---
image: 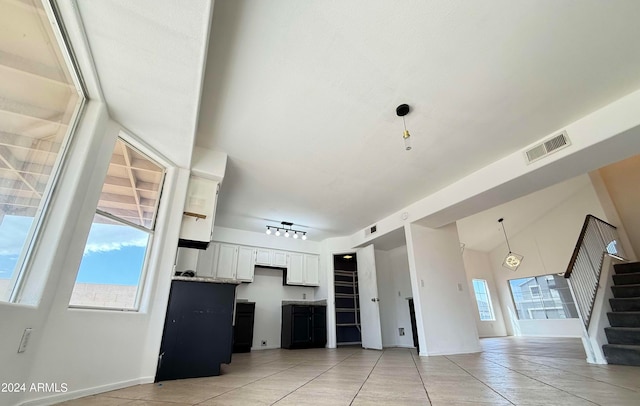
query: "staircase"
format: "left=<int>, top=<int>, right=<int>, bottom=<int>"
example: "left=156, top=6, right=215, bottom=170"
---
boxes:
left=603, top=262, right=640, bottom=366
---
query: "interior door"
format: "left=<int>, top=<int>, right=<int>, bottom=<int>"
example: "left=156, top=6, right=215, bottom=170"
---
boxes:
left=356, top=244, right=383, bottom=350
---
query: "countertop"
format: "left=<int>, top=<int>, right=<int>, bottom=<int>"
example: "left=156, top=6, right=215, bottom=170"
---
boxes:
left=282, top=299, right=327, bottom=306
left=172, top=276, right=241, bottom=285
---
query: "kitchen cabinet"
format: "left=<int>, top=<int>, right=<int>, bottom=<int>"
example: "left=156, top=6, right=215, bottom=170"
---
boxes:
left=156, top=280, right=236, bottom=381
left=236, top=246, right=256, bottom=282
left=285, top=253, right=320, bottom=287
left=178, top=177, right=219, bottom=250
left=195, top=243, right=255, bottom=282
left=287, top=253, right=304, bottom=285
left=255, top=248, right=288, bottom=267
left=215, top=243, right=238, bottom=279
left=281, top=304, right=326, bottom=349
left=233, top=302, right=256, bottom=353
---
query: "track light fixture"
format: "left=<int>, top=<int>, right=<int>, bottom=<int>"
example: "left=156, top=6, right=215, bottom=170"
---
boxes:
left=396, top=103, right=412, bottom=151
left=266, top=221, right=307, bottom=240
left=498, top=218, right=523, bottom=271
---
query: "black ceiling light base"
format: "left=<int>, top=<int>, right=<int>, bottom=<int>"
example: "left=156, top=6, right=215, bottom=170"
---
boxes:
left=396, top=104, right=410, bottom=117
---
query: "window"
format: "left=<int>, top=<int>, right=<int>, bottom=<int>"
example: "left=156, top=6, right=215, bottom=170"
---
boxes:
left=69, top=139, right=164, bottom=310
left=508, top=274, right=579, bottom=320
left=0, top=0, right=85, bottom=302
left=472, top=279, right=495, bottom=321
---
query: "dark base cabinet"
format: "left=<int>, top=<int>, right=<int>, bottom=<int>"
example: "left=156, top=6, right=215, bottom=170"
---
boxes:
left=233, top=302, right=256, bottom=353
left=155, top=280, right=236, bottom=382
left=281, top=304, right=326, bottom=349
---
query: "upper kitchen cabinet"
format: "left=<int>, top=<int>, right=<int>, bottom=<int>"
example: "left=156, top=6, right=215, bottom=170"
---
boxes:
left=255, top=248, right=288, bottom=267
left=178, top=148, right=227, bottom=250
left=286, top=253, right=320, bottom=287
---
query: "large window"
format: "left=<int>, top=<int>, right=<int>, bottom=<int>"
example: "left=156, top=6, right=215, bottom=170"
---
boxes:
left=508, top=274, right=579, bottom=320
left=472, top=279, right=495, bottom=321
left=0, top=0, right=85, bottom=302
left=69, top=139, right=164, bottom=310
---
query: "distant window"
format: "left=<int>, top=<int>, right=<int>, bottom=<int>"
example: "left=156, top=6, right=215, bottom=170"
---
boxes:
left=529, top=285, right=541, bottom=298
left=472, top=279, right=495, bottom=321
left=69, top=139, right=164, bottom=310
left=0, top=0, right=84, bottom=303
left=508, top=274, right=579, bottom=320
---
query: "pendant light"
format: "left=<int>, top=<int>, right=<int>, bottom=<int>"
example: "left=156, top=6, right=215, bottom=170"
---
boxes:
left=498, top=218, right=523, bottom=271
left=396, top=103, right=412, bottom=151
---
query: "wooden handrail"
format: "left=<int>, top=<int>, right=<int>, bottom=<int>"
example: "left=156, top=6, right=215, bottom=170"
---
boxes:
left=564, top=214, right=617, bottom=278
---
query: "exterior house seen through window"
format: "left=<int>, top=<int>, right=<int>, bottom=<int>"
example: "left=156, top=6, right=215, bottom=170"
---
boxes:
left=508, top=274, right=579, bottom=320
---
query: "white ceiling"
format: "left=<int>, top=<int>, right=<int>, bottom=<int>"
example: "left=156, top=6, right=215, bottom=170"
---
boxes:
left=197, top=0, right=640, bottom=240
left=76, top=0, right=213, bottom=168
left=456, top=174, right=593, bottom=252
left=74, top=1, right=640, bottom=241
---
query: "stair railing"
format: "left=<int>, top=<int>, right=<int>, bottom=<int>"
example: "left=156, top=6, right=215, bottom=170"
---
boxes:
left=564, top=215, right=627, bottom=328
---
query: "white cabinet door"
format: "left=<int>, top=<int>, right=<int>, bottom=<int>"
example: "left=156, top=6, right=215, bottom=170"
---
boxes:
left=216, top=244, right=238, bottom=279
left=196, top=243, right=218, bottom=278
left=287, top=253, right=304, bottom=285
left=356, top=244, right=383, bottom=350
left=236, top=246, right=255, bottom=282
left=255, top=248, right=271, bottom=266
left=272, top=250, right=288, bottom=267
left=303, top=254, right=319, bottom=286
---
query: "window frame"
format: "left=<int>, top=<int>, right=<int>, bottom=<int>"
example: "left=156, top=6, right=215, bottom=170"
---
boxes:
left=529, top=285, right=542, bottom=299
left=68, top=136, right=166, bottom=311
left=471, top=278, right=496, bottom=321
left=3, top=0, right=87, bottom=304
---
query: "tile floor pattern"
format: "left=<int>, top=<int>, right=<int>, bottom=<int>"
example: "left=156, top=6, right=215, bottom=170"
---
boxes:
left=58, top=337, right=640, bottom=406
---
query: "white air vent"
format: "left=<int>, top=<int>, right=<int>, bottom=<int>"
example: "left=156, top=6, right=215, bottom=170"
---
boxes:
left=364, top=224, right=378, bottom=237
left=525, top=131, right=570, bottom=164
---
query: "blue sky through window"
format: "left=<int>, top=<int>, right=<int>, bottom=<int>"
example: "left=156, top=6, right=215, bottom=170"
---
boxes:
left=0, top=215, right=148, bottom=286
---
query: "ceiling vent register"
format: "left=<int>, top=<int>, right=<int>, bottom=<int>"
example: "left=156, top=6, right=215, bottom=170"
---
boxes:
left=524, top=131, right=570, bottom=164
left=364, top=224, right=377, bottom=237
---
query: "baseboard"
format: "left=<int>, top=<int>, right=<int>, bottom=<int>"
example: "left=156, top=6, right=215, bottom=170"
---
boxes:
left=18, top=376, right=154, bottom=406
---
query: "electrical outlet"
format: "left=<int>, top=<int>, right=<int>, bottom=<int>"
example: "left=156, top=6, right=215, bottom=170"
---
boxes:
left=18, top=328, right=32, bottom=353
left=261, top=340, right=267, bottom=346
left=421, top=279, right=424, bottom=287
left=398, top=291, right=401, bottom=297
left=399, top=328, right=405, bottom=336
left=457, top=283, right=463, bottom=292
left=302, top=293, right=307, bottom=300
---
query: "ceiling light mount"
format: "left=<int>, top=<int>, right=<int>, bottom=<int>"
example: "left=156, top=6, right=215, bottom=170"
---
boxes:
left=396, top=103, right=412, bottom=151
left=498, top=218, right=523, bottom=271
left=266, top=221, right=307, bottom=240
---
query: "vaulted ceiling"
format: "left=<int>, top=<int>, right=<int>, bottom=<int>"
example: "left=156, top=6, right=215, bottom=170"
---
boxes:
left=74, top=0, right=640, bottom=241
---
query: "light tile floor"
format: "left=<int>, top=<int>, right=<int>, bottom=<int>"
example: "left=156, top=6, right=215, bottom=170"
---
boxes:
left=59, top=337, right=640, bottom=405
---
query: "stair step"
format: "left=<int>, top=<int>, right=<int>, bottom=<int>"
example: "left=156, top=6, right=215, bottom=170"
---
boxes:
left=605, top=327, right=640, bottom=345
left=610, top=297, right=640, bottom=312
left=607, top=311, right=640, bottom=327
left=611, top=284, right=640, bottom=298
left=613, top=273, right=640, bottom=286
left=614, top=262, right=640, bottom=275
left=602, top=344, right=640, bottom=366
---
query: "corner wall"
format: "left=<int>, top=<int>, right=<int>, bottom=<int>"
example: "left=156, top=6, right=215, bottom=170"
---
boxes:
left=406, top=223, right=480, bottom=356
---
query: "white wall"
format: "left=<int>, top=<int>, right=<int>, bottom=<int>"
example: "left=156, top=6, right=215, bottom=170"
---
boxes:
left=212, top=226, right=321, bottom=254
left=375, top=247, right=414, bottom=348
left=406, top=223, right=480, bottom=356
left=598, top=154, right=640, bottom=258
left=236, top=267, right=315, bottom=350
left=489, top=181, right=607, bottom=338
left=461, top=249, right=508, bottom=338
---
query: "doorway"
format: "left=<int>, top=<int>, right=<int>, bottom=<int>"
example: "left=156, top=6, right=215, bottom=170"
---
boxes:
left=334, top=253, right=361, bottom=346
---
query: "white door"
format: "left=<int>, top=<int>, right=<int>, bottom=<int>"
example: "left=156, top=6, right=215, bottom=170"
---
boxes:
left=356, top=244, right=383, bottom=350
left=196, top=242, right=217, bottom=278
left=255, top=248, right=271, bottom=266
left=303, top=254, right=319, bottom=286
left=272, top=250, right=288, bottom=267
